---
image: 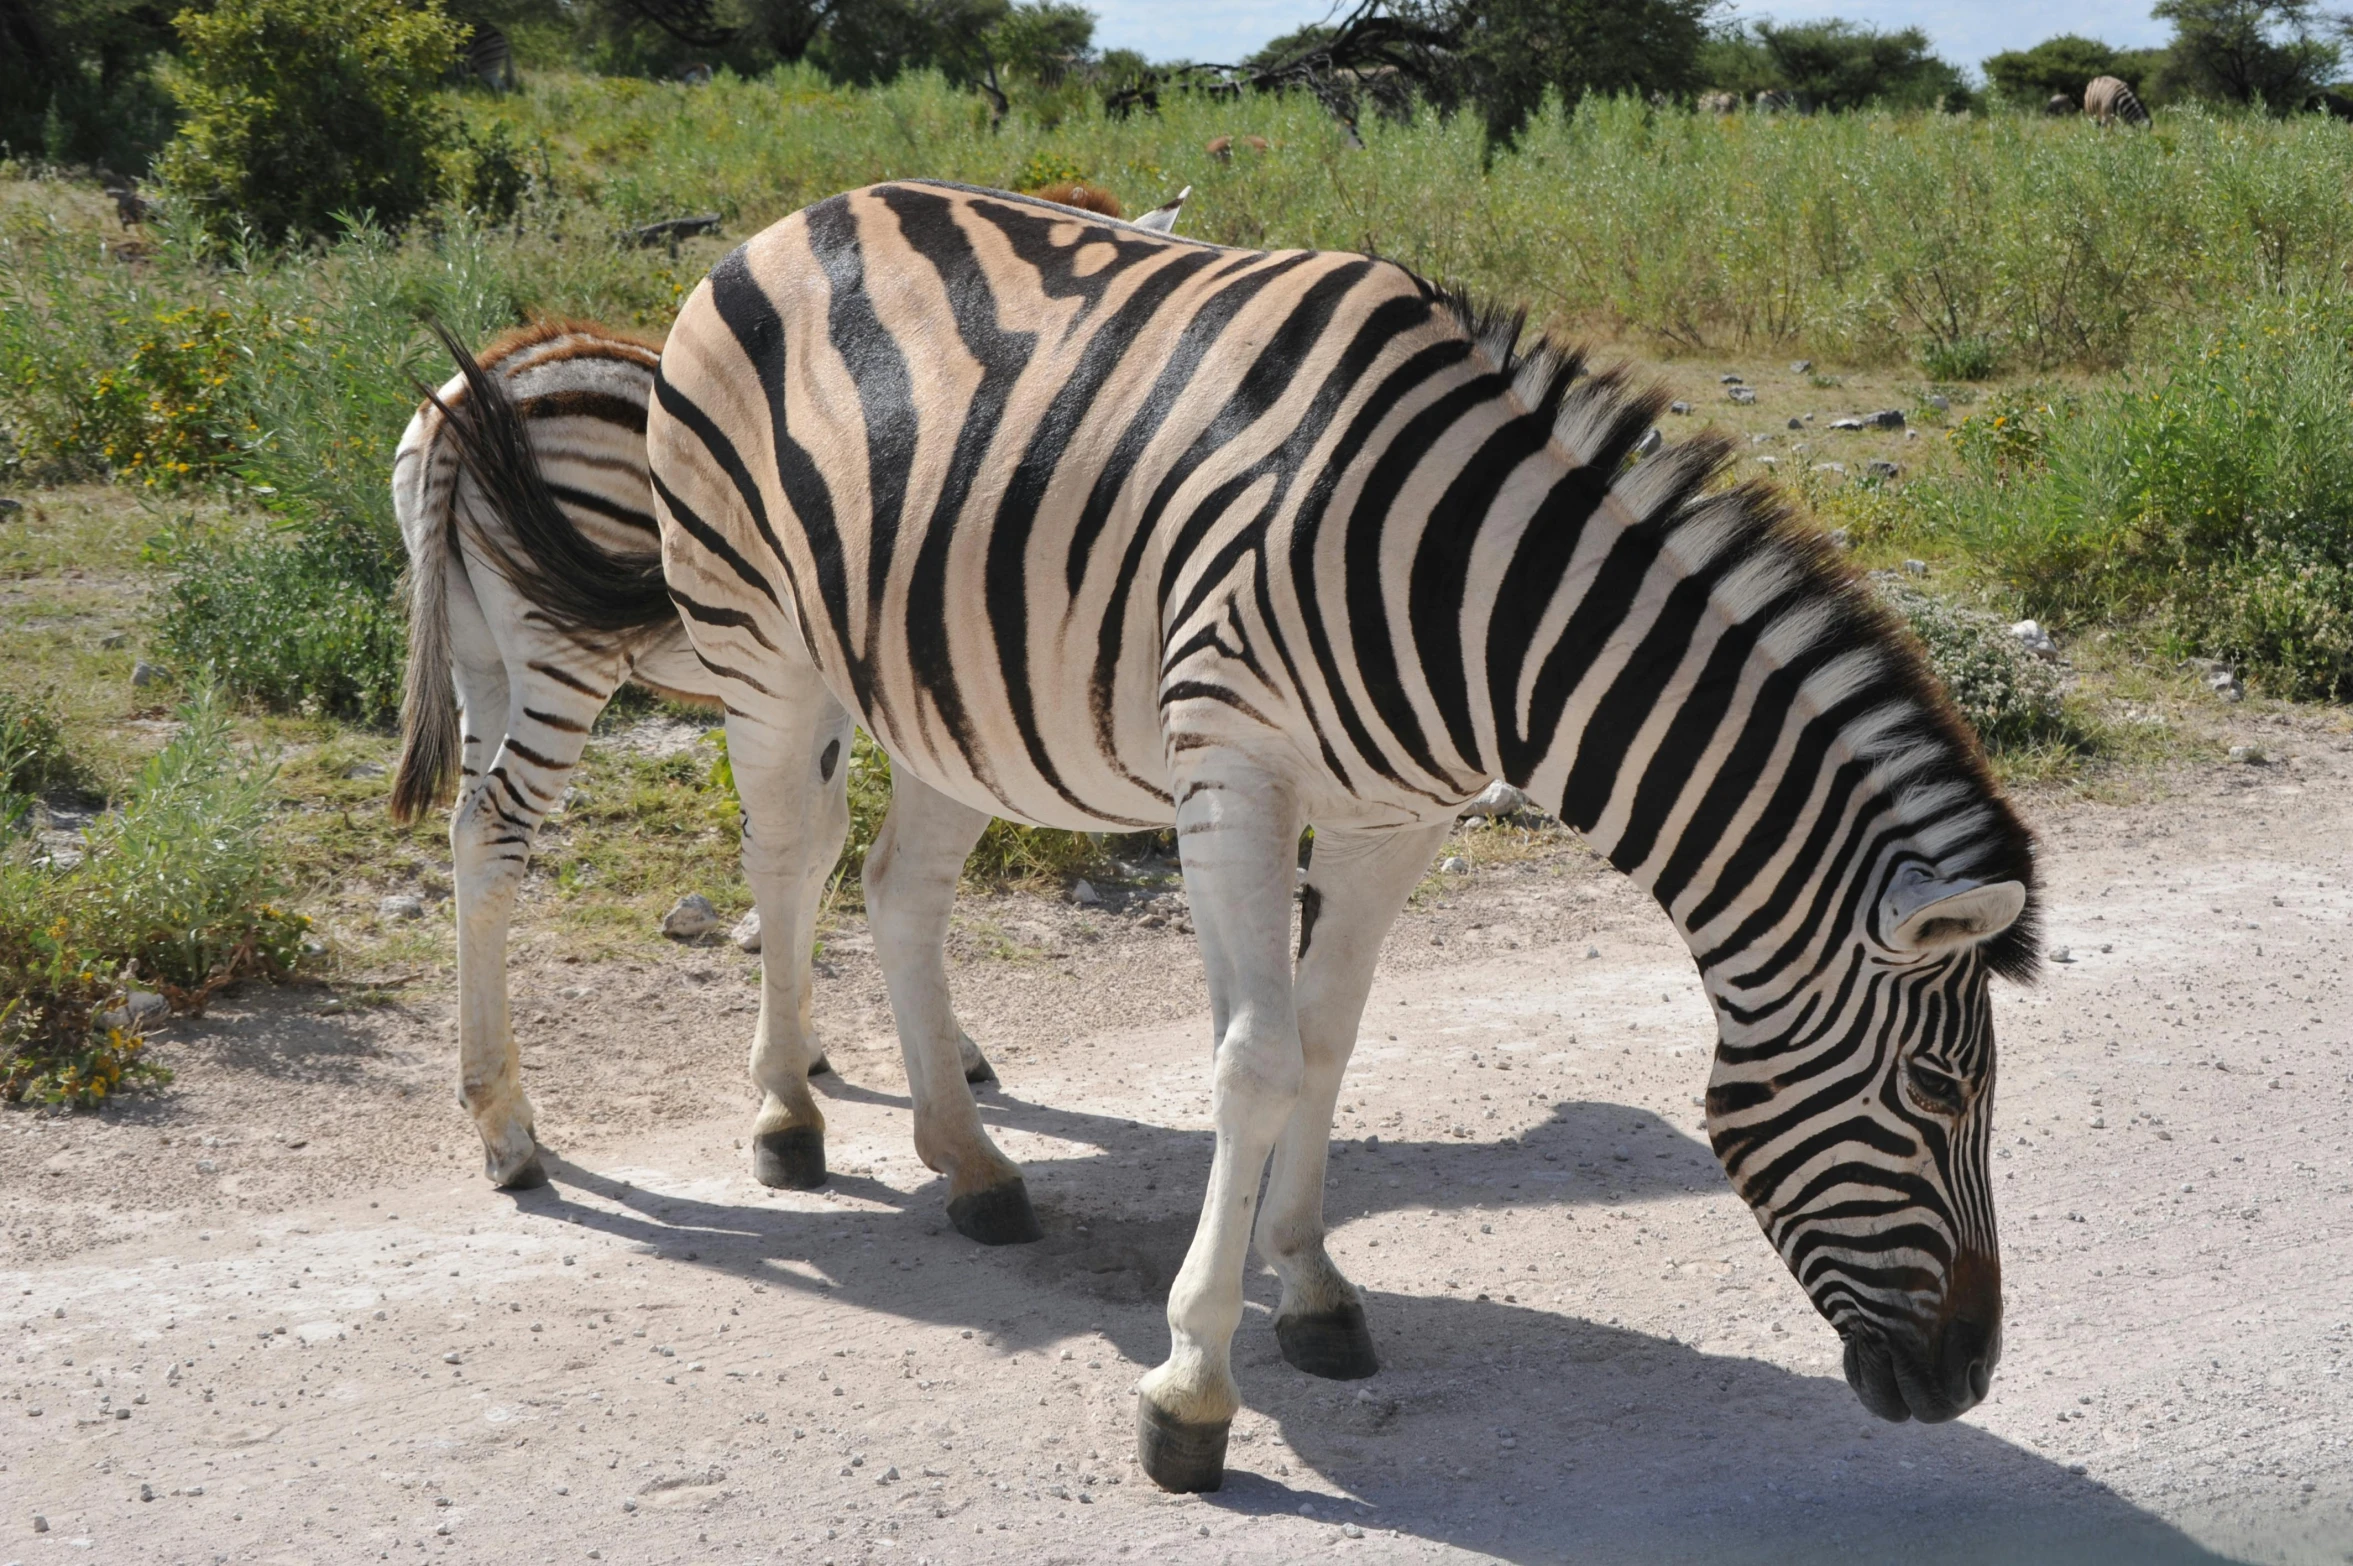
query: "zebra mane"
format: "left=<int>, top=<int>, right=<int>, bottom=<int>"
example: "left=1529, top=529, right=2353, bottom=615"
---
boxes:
left=1426, top=281, right=2042, bottom=984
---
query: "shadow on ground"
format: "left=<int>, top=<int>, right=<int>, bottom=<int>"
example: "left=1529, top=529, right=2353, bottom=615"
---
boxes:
left=501, top=1087, right=2244, bottom=1566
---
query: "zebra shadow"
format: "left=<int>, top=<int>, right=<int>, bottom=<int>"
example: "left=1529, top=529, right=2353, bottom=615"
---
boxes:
left=515, top=1098, right=2249, bottom=1566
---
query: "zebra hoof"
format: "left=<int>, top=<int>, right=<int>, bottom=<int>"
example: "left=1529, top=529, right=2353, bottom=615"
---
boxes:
left=1275, top=1301, right=1378, bottom=1380
left=1135, top=1395, right=1227, bottom=1493
left=807, top=1053, right=834, bottom=1078
left=752, top=1127, right=827, bottom=1190
left=962, top=1051, right=997, bottom=1086
left=495, top=1148, right=550, bottom=1191
left=945, top=1179, right=1041, bottom=1245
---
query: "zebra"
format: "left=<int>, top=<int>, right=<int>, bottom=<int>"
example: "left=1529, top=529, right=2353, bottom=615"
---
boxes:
left=476, top=180, right=2039, bottom=1491
left=390, top=319, right=1001, bottom=1190
left=457, top=22, right=515, bottom=92
left=2083, top=75, right=2151, bottom=128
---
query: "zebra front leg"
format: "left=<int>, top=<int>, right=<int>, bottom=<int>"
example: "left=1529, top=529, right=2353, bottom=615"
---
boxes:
left=1258, top=821, right=1449, bottom=1379
left=1135, top=760, right=1305, bottom=1493
left=448, top=640, right=611, bottom=1189
left=728, top=694, right=854, bottom=1190
left=863, top=771, right=1037, bottom=1243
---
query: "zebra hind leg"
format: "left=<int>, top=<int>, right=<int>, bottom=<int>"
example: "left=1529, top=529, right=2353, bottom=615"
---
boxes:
left=726, top=694, right=853, bottom=1191
left=862, top=771, right=1036, bottom=1244
left=1257, top=822, right=1450, bottom=1380
left=447, top=614, right=615, bottom=1189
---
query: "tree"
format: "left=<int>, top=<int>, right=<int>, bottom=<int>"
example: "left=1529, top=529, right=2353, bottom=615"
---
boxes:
left=1752, top=19, right=1971, bottom=112
left=154, top=0, right=467, bottom=243
left=1402, top=0, right=1717, bottom=141
left=1981, top=34, right=2129, bottom=105
left=2153, top=0, right=2341, bottom=108
left=0, top=0, right=181, bottom=170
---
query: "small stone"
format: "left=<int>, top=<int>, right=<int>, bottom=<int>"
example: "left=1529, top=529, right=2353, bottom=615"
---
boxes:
left=33, top=1515, right=48, bottom=1532
left=379, top=894, right=425, bottom=921
left=1902, top=559, right=1928, bottom=577
left=1070, top=879, right=1102, bottom=908
left=1669, top=400, right=1692, bottom=416
left=1342, top=1522, right=1365, bottom=1538
left=881, top=1466, right=899, bottom=1482
left=730, top=909, right=762, bottom=953
left=99, top=630, right=128, bottom=649
left=2207, top=668, right=2244, bottom=703
left=1866, top=408, right=1905, bottom=429
left=1927, top=394, right=1951, bottom=411
left=1586, top=946, right=1600, bottom=959
left=1631, top=427, right=1662, bottom=459
left=131, top=659, right=166, bottom=687
left=1811, top=462, right=1846, bottom=477
left=1786, top=417, right=1803, bottom=430
left=1864, top=459, right=1900, bottom=480
left=622, top=1499, right=637, bottom=1512
left=1726, top=387, right=1756, bottom=405
left=2228, top=744, right=2266, bottom=764
left=99, top=990, right=170, bottom=1033
left=342, top=760, right=387, bottom=779
left=2049, top=946, right=2074, bottom=963
left=661, top=893, right=723, bottom=939
left=1440, top=856, right=1470, bottom=875
left=2010, top=620, right=2059, bottom=660
left=1789, top=360, right=1813, bottom=375
left=1719, top=373, right=1744, bottom=385
left=443, top=1351, right=462, bottom=1365
left=1460, top=780, right=1527, bottom=819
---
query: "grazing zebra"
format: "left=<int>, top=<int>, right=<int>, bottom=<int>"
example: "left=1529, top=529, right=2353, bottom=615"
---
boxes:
left=391, top=319, right=999, bottom=1189
left=458, top=22, right=515, bottom=91
left=2083, top=75, right=2151, bottom=127
left=483, top=180, right=2038, bottom=1490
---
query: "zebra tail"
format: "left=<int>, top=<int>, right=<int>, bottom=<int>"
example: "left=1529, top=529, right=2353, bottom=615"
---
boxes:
left=419, top=318, right=675, bottom=637
left=391, top=454, right=461, bottom=825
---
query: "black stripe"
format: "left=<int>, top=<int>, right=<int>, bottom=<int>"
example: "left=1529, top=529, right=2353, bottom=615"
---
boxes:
left=548, top=482, right=658, bottom=535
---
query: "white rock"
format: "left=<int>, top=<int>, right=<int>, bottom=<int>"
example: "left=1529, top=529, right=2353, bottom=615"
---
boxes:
left=130, top=659, right=166, bottom=688
left=1726, top=386, right=1756, bottom=405
left=730, top=909, right=762, bottom=952
left=1070, top=879, right=1102, bottom=908
left=379, top=894, right=425, bottom=921
left=1459, top=781, right=1528, bottom=819
left=1439, top=856, right=1471, bottom=875
left=1630, top=427, right=1663, bottom=460
left=2228, top=744, right=2267, bottom=765
left=100, top=990, right=169, bottom=1033
left=1902, top=559, right=1928, bottom=577
left=662, top=893, right=724, bottom=939
left=2010, top=620, right=2059, bottom=661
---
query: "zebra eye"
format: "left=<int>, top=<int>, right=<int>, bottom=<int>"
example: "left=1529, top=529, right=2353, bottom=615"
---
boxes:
left=1904, top=1059, right=1965, bottom=1114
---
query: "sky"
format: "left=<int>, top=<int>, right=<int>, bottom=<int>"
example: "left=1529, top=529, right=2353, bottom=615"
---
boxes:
left=1086, top=1, right=2176, bottom=79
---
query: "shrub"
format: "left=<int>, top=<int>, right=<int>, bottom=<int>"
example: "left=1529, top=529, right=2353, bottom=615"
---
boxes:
left=1, top=689, right=308, bottom=1108
left=1872, top=578, right=2068, bottom=751
left=0, top=688, right=72, bottom=835
left=1911, top=291, right=2353, bottom=696
left=155, top=0, right=469, bottom=244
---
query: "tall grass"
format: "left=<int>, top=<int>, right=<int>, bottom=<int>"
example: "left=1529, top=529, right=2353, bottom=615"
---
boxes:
left=1904, top=290, right=2353, bottom=697
left=2, top=689, right=309, bottom=1107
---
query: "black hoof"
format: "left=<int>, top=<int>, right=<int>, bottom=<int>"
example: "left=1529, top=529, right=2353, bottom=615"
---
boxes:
left=752, top=1127, right=827, bottom=1190
left=497, top=1149, right=550, bottom=1191
left=962, top=1052, right=997, bottom=1086
left=1136, top=1396, right=1227, bottom=1493
left=1275, top=1300, right=1379, bottom=1380
left=946, top=1180, right=1042, bottom=1245
left=807, top=1054, right=834, bottom=1078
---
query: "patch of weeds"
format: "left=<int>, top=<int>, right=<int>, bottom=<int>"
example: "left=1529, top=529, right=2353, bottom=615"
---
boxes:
left=1872, top=576, right=2071, bottom=754
left=2, top=688, right=308, bottom=1108
left=0, top=686, right=74, bottom=833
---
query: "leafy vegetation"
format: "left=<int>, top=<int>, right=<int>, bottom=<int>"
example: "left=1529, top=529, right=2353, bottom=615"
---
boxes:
left=1, top=689, right=308, bottom=1108
left=1896, top=290, right=2353, bottom=698
left=1700, top=20, right=1972, bottom=112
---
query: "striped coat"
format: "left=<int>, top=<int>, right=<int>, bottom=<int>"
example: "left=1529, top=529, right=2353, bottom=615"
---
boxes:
left=631, top=181, right=2039, bottom=1489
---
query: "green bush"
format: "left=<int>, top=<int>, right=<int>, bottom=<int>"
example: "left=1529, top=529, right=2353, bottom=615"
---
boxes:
left=1872, top=578, right=2068, bottom=751
left=155, top=0, right=469, bottom=245
left=0, top=688, right=72, bottom=835
left=1910, top=291, right=2353, bottom=696
left=1, top=689, right=308, bottom=1109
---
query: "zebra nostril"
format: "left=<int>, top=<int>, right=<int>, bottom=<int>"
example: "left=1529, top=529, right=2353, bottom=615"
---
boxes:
left=1966, top=1356, right=1991, bottom=1403
left=1940, top=1314, right=1996, bottom=1409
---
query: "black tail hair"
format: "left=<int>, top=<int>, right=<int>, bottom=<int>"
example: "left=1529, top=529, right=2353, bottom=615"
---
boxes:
left=419, top=317, right=675, bottom=636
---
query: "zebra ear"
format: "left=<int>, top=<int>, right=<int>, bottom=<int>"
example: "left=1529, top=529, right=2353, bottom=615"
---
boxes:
left=1885, top=876, right=2027, bottom=954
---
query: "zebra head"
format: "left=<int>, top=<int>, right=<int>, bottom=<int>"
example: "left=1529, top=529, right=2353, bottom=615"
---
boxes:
left=1702, top=852, right=2033, bottom=1424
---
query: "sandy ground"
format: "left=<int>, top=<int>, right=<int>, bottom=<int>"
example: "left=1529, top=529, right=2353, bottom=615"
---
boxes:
left=6, top=714, right=2353, bottom=1566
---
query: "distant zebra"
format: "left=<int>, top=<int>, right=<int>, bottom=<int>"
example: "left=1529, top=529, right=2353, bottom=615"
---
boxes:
left=592, top=181, right=2040, bottom=1490
left=1753, top=88, right=1795, bottom=112
left=390, top=320, right=997, bottom=1189
left=2083, top=75, right=2150, bottom=127
left=458, top=22, right=515, bottom=91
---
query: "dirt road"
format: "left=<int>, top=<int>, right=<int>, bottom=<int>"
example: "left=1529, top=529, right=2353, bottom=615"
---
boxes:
left=6, top=715, right=2353, bottom=1565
